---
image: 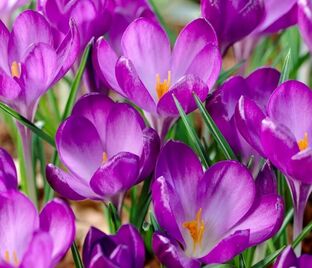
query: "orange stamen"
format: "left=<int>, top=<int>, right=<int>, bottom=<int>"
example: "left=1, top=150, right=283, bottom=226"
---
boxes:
left=155, top=71, right=171, bottom=99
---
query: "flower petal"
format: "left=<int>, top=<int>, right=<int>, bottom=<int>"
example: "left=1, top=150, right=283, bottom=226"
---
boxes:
left=90, top=152, right=140, bottom=198
left=235, top=96, right=266, bottom=155
left=273, top=245, right=298, bottom=268
left=72, top=93, right=114, bottom=147
left=171, top=18, right=219, bottom=83
left=40, top=198, right=75, bottom=265
left=152, top=232, right=201, bottom=268
left=0, top=191, right=39, bottom=262
left=289, top=148, right=312, bottom=183
left=115, top=56, right=156, bottom=113
left=255, top=162, right=277, bottom=195
left=56, top=115, right=103, bottom=180
left=157, top=74, right=208, bottom=116
left=267, top=80, right=312, bottom=141
left=121, top=18, right=171, bottom=99
left=0, top=72, right=21, bottom=104
left=8, top=10, right=54, bottom=62
left=0, top=20, right=9, bottom=74
left=46, top=164, right=85, bottom=200
left=105, top=103, right=144, bottom=157
left=298, top=0, right=312, bottom=52
left=0, top=148, right=17, bottom=192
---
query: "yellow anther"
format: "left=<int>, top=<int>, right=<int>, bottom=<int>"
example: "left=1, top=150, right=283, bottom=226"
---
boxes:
left=155, top=71, right=171, bottom=99
left=183, top=208, right=205, bottom=252
left=4, top=250, right=10, bottom=263
left=3, top=250, right=19, bottom=266
left=298, top=132, right=309, bottom=151
left=102, top=152, right=108, bottom=163
left=11, top=61, right=21, bottom=78
left=13, top=251, right=19, bottom=266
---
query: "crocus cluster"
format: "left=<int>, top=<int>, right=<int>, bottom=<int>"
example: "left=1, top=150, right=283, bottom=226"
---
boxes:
left=1, top=0, right=312, bottom=267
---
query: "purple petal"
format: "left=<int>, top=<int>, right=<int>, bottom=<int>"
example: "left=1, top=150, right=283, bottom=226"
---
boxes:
left=299, top=254, right=312, bottom=267
left=45, top=164, right=85, bottom=200
left=72, top=93, right=114, bottom=147
left=200, top=230, right=250, bottom=264
left=289, top=149, right=312, bottom=184
left=56, top=115, right=103, bottom=180
left=121, top=18, right=171, bottom=100
left=113, top=224, right=145, bottom=268
left=198, top=161, right=255, bottom=246
left=115, top=57, right=156, bottom=113
left=267, top=80, right=312, bottom=141
left=90, top=152, right=140, bottom=198
left=261, top=118, right=299, bottom=176
left=273, top=246, right=298, bottom=268
left=105, top=103, right=144, bottom=157
left=0, top=148, right=17, bottom=192
left=0, top=72, right=21, bottom=104
left=157, top=74, right=208, bottom=116
left=93, top=37, right=122, bottom=93
left=20, top=43, right=57, bottom=105
left=231, top=194, right=284, bottom=246
left=0, top=20, right=9, bottom=74
left=138, top=128, right=160, bottom=180
left=171, top=18, right=219, bottom=84
left=235, top=96, right=266, bottom=155
left=152, top=232, right=201, bottom=268
left=0, top=191, right=39, bottom=262
left=40, top=198, right=75, bottom=265
left=255, top=162, right=277, bottom=195
left=299, top=0, right=312, bottom=52
left=20, top=231, right=53, bottom=268
left=53, top=19, right=80, bottom=84
left=8, top=10, right=54, bottom=62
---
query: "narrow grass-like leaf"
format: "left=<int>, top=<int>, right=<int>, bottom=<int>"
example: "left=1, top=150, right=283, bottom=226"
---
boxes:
left=251, top=246, right=285, bottom=268
left=173, top=95, right=209, bottom=168
left=278, top=49, right=291, bottom=84
left=292, top=219, right=312, bottom=248
left=193, top=93, right=237, bottom=160
left=0, top=102, right=55, bottom=146
left=61, top=40, right=92, bottom=120
left=217, top=61, right=245, bottom=85
left=71, top=242, right=83, bottom=268
left=273, top=208, right=294, bottom=243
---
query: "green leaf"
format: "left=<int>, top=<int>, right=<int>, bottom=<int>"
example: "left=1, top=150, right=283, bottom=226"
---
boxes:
left=251, top=246, right=285, bottom=268
left=71, top=242, right=83, bottom=268
left=173, top=95, right=209, bottom=168
left=292, top=219, right=312, bottom=248
left=193, top=93, right=237, bottom=160
left=278, top=49, right=291, bottom=85
left=217, top=61, right=245, bottom=85
left=273, top=208, right=294, bottom=244
left=0, top=102, right=55, bottom=146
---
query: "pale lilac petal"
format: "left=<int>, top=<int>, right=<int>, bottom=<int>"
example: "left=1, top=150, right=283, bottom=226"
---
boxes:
left=0, top=20, right=9, bottom=74
left=0, top=148, right=17, bottom=192
left=273, top=246, right=298, bottom=268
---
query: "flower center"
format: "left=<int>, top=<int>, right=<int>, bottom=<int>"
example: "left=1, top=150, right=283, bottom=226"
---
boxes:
left=183, top=208, right=205, bottom=253
left=155, top=71, right=171, bottom=99
left=4, top=250, right=19, bottom=266
left=11, top=61, right=21, bottom=78
left=102, top=152, right=108, bottom=163
left=298, top=132, right=309, bottom=151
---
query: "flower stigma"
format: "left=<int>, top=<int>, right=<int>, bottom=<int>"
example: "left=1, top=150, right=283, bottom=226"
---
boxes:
left=11, top=61, right=21, bottom=78
left=183, top=208, right=205, bottom=253
left=4, top=250, right=19, bottom=266
left=298, top=132, right=309, bottom=151
left=102, top=152, right=108, bottom=163
left=155, top=71, right=171, bottom=99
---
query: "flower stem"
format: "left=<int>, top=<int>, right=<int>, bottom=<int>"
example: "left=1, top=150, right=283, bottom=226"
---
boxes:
left=17, top=123, right=37, bottom=206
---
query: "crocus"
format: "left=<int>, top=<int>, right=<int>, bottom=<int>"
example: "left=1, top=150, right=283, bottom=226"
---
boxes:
left=94, top=17, right=221, bottom=140
left=46, top=93, right=160, bottom=205
left=0, top=0, right=28, bottom=25
left=38, top=0, right=110, bottom=49
left=201, top=0, right=265, bottom=54
left=273, top=246, right=312, bottom=268
left=83, top=224, right=145, bottom=268
left=0, top=148, right=18, bottom=192
left=206, top=67, right=280, bottom=175
left=235, top=80, right=312, bottom=253
left=152, top=141, right=283, bottom=267
left=298, top=0, right=312, bottom=53
left=0, top=191, right=75, bottom=268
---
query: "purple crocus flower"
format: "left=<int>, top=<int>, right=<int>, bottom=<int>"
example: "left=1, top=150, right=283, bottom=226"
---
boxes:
left=83, top=224, right=145, bottom=268
left=206, top=67, right=280, bottom=175
left=0, top=191, right=75, bottom=268
left=0, top=10, right=80, bottom=120
left=0, top=148, right=18, bottom=192
left=94, top=17, right=221, bottom=139
left=298, top=0, right=312, bottom=53
left=152, top=141, right=284, bottom=267
left=273, top=246, right=312, bottom=268
left=235, top=80, right=312, bottom=253
left=46, top=93, right=160, bottom=204
left=38, top=0, right=110, bottom=49
left=201, top=0, right=265, bottom=54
